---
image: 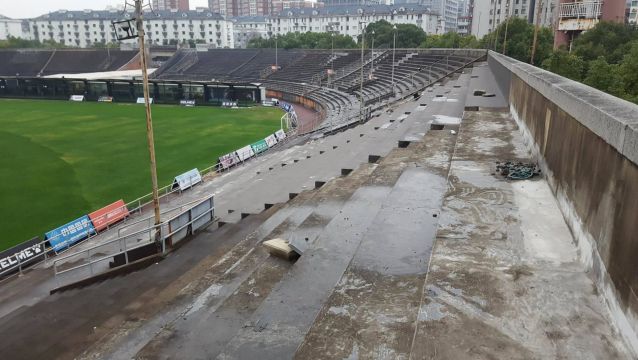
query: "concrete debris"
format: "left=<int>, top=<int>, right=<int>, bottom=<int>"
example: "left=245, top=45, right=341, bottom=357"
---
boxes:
left=263, top=238, right=299, bottom=261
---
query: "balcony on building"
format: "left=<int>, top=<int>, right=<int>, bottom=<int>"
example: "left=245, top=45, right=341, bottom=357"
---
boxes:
left=557, top=0, right=602, bottom=31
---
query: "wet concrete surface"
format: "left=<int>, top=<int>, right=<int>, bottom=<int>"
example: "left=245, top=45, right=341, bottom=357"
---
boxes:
left=410, top=109, right=631, bottom=359
left=0, top=64, right=632, bottom=359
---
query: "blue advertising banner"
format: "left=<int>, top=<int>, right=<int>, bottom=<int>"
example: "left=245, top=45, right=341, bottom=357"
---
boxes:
left=280, top=102, right=293, bottom=113
left=45, top=215, right=95, bottom=252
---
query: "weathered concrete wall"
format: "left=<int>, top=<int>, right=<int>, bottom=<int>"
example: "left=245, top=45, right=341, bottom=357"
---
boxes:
left=488, top=51, right=638, bottom=355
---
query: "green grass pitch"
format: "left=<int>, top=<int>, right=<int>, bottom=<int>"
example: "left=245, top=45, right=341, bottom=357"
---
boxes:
left=0, top=98, right=283, bottom=251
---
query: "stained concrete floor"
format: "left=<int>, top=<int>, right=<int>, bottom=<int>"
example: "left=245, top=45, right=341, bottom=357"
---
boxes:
left=0, top=64, right=632, bottom=359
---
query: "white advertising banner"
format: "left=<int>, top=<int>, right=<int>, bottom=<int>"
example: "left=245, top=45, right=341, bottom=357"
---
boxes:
left=274, top=129, right=286, bottom=141
left=264, top=134, right=278, bottom=148
left=137, top=97, right=154, bottom=104
left=219, top=152, right=240, bottom=170
left=236, top=145, right=255, bottom=162
left=173, top=168, right=202, bottom=191
left=69, top=95, right=85, bottom=102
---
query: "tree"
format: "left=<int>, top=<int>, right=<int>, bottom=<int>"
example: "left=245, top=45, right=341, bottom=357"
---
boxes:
left=247, top=32, right=357, bottom=49
left=541, top=49, right=585, bottom=81
left=420, top=32, right=479, bottom=48
left=0, top=36, right=67, bottom=49
left=572, top=21, right=638, bottom=64
left=583, top=56, right=625, bottom=98
left=618, top=41, right=638, bottom=103
left=480, top=18, right=553, bottom=64
left=359, top=20, right=426, bottom=48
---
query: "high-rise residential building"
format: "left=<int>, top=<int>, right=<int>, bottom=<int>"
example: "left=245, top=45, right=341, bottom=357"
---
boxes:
left=271, top=0, right=320, bottom=14
left=554, top=0, right=625, bottom=48
left=627, top=0, right=637, bottom=24
left=153, top=0, right=191, bottom=11
left=210, top=0, right=270, bottom=16
left=457, top=0, right=471, bottom=34
left=469, top=0, right=555, bottom=38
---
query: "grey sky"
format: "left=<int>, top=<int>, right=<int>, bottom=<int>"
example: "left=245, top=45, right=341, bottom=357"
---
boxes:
left=0, top=0, right=209, bottom=19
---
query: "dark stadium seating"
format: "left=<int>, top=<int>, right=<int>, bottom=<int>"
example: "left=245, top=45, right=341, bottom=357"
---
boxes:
left=0, top=49, right=138, bottom=77
left=0, top=47, right=483, bottom=131
left=40, top=49, right=138, bottom=75
left=0, top=49, right=55, bottom=76
left=267, top=52, right=333, bottom=82
left=231, top=49, right=303, bottom=79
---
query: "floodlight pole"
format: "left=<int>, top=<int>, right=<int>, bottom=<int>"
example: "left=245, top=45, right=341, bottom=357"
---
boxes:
left=391, top=25, right=396, bottom=96
left=370, top=30, right=375, bottom=79
left=135, top=0, right=161, bottom=227
left=359, top=20, right=366, bottom=123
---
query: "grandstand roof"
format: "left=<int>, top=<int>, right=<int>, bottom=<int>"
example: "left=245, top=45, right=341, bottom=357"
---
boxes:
left=0, top=14, right=10, bottom=20
left=273, top=4, right=437, bottom=17
left=33, top=9, right=224, bottom=21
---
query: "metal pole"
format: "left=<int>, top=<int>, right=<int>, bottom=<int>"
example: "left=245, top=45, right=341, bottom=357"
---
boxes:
left=275, top=37, right=278, bottom=70
left=136, top=0, right=161, bottom=227
left=391, top=25, right=396, bottom=96
left=359, top=20, right=365, bottom=123
left=502, top=1, right=510, bottom=54
left=370, top=30, right=375, bottom=79
left=331, top=31, right=334, bottom=86
left=531, top=0, right=543, bottom=64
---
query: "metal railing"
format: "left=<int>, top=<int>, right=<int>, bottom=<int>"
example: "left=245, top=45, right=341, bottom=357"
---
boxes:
left=52, top=194, right=215, bottom=288
left=558, top=1, right=602, bottom=18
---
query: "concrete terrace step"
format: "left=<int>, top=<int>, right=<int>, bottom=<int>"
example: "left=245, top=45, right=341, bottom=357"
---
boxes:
left=214, top=125, right=459, bottom=358
left=133, top=163, right=379, bottom=359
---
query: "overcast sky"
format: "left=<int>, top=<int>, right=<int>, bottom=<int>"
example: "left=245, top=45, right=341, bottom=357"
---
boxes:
left=0, top=0, right=210, bottom=19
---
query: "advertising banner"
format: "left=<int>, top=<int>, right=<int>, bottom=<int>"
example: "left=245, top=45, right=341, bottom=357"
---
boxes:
left=250, top=139, right=269, bottom=154
left=89, top=199, right=130, bottom=231
left=180, top=99, right=196, bottom=107
left=219, top=152, right=240, bottom=170
left=236, top=145, right=255, bottom=162
left=69, top=95, right=85, bottom=102
left=274, top=129, right=286, bottom=141
left=45, top=215, right=95, bottom=252
left=137, top=97, right=154, bottom=104
left=264, top=134, right=278, bottom=148
left=173, top=168, right=202, bottom=191
left=98, top=96, right=113, bottom=102
left=280, top=102, right=292, bottom=113
left=0, top=237, right=43, bottom=274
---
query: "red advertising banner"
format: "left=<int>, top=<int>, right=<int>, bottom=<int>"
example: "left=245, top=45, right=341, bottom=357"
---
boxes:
left=89, top=200, right=130, bottom=231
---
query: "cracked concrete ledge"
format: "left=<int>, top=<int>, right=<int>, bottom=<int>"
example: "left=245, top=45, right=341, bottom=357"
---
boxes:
left=412, top=109, right=632, bottom=359
left=511, top=105, right=638, bottom=356
left=488, top=51, right=638, bottom=165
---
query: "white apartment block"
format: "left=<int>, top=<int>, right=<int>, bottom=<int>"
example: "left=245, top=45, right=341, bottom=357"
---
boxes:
left=267, top=5, right=440, bottom=40
left=12, top=9, right=234, bottom=48
left=0, top=15, right=33, bottom=40
left=233, top=16, right=270, bottom=48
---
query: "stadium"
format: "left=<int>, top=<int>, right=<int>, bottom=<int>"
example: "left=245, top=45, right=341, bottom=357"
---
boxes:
left=1, top=15, right=638, bottom=360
